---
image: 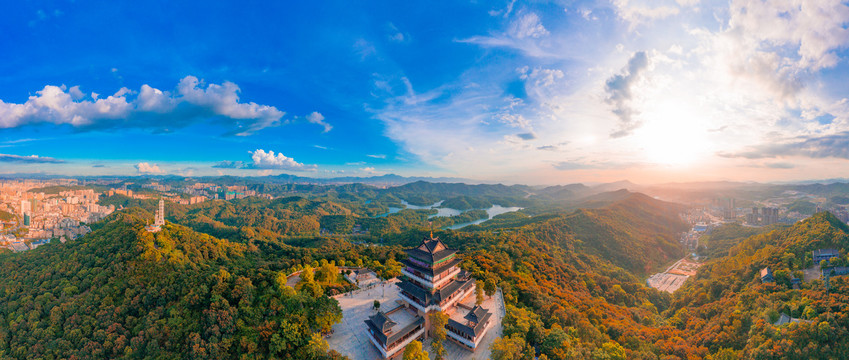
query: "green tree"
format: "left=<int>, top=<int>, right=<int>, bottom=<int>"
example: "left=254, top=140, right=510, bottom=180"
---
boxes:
left=301, top=265, right=315, bottom=283
left=316, top=260, right=339, bottom=284
left=304, top=332, right=329, bottom=358
left=430, top=311, right=449, bottom=359
left=403, top=340, right=429, bottom=360
left=383, top=257, right=402, bottom=279
left=475, top=283, right=484, bottom=306
left=491, top=334, right=532, bottom=360
left=707, top=347, right=740, bottom=360
left=484, top=277, right=497, bottom=298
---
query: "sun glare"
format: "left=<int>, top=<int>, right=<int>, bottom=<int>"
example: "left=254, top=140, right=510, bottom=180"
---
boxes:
left=637, top=102, right=710, bottom=166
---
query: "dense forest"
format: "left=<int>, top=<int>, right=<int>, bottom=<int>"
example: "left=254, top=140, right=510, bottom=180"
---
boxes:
left=0, top=208, right=399, bottom=359
left=5, top=181, right=849, bottom=359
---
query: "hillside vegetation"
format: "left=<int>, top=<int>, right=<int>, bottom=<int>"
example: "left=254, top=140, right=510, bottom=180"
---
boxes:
left=9, top=183, right=849, bottom=359
left=0, top=209, right=345, bottom=359
left=670, top=212, right=849, bottom=358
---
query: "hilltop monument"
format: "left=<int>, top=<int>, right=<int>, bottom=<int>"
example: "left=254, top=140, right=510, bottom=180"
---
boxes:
left=145, top=199, right=165, bottom=232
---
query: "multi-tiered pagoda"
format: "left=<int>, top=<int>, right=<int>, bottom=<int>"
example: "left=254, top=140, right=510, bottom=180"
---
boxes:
left=397, top=236, right=474, bottom=315
left=365, top=235, right=494, bottom=358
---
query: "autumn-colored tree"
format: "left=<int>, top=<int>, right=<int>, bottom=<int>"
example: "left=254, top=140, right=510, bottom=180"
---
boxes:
left=491, top=334, right=533, bottom=360
left=475, top=283, right=484, bottom=306
left=301, top=265, right=315, bottom=283
left=403, top=340, right=429, bottom=360
left=484, top=277, right=497, bottom=298
left=429, top=311, right=449, bottom=359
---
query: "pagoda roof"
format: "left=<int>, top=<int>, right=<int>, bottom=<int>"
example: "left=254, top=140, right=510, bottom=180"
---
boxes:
left=405, top=236, right=457, bottom=264
left=398, top=277, right=474, bottom=306
left=448, top=306, right=492, bottom=339
left=364, top=312, right=425, bottom=347
left=402, top=257, right=462, bottom=277
left=369, top=311, right=396, bottom=333
left=464, top=305, right=489, bottom=324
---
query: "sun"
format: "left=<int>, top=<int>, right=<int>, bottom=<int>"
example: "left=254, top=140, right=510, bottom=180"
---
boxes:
left=636, top=102, right=710, bottom=166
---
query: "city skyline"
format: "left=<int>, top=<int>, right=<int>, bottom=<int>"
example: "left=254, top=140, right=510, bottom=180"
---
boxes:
left=2, top=1, right=849, bottom=184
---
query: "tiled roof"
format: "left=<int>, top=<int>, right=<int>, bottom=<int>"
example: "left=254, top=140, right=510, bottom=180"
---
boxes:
left=369, top=311, right=396, bottom=333
left=464, top=305, right=488, bottom=324
left=402, top=257, right=462, bottom=277
left=448, top=306, right=492, bottom=339
left=398, top=278, right=474, bottom=306
left=365, top=313, right=425, bottom=347
left=405, top=237, right=457, bottom=263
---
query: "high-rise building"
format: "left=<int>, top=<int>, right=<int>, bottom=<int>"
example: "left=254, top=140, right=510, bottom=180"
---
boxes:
left=20, top=200, right=31, bottom=215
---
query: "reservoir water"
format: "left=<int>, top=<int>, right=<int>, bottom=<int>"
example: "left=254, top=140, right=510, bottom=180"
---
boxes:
left=372, top=199, right=523, bottom=229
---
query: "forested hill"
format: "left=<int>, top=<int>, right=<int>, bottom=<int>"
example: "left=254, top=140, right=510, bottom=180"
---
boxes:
left=0, top=208, right=344, bottom=359
left=442, top=193, right=699, bottom=359
left=481, top=192, right=688, bottom=274
left=669, top=212, right=849, bottom=358
left=562, top=193, right=688, bottom=274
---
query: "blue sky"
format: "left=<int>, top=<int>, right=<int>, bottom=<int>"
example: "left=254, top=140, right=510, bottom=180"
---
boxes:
left=1, top=0, right=848, bottom=184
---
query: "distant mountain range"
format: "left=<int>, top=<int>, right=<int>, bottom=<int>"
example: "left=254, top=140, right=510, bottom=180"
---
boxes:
left=5, top=172, right=849, bottom=194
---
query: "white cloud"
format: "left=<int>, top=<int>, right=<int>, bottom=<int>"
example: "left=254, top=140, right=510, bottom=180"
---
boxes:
left=0, top=76, right=306, bottom=136
left=68, top=86, right=84, bottom=100
left=728, top=0, right=849, bottom=70
left=509, top=11, right=549, bottom=39
left=387, top=23, right=409, bottom=43
left=306, top=111, right=332, bottom=132
left=135, top=162, right=163, bottom=174
left=518, top=66, right=564, bottom=88
left=605, top=51, right=650, bottom=138
left=459, top=10, right=559, bottom=58
left=613, top=0, right=680, bottom=29
left=366, top=154, right=386, bottom=159
left=250, top=149, right=316, bottom=171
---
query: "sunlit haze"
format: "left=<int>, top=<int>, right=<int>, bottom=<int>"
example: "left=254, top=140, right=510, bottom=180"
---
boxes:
left=2, top=1, right=848, bottom=184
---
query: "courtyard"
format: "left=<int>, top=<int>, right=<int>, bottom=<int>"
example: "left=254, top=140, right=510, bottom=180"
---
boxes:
left=326, top=279, right=505, bottom=360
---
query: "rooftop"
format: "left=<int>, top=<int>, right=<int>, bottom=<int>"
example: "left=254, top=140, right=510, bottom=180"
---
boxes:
left=813, top=248, right=839, bottom=257
left=447, top=297, right=493, bottom=339
left=405, top=236, right=457, bottom=264
left=363, top=305, right=424, bottom=348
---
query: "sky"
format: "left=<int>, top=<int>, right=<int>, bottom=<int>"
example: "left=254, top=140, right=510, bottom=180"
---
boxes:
left=1, top=0, right=848, bottom=185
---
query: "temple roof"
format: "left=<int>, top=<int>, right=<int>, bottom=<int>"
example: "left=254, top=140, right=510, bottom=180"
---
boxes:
left=365, top=313, right=425, bottom=347
left=464, top=305, right=489, bottom=324
left=448, top=306, right=492, bottom=339
left=405, top=236, right=457, bottom=264
left=369, top=311, right=396, bottom=333
left=402, top=257, right=462, bottom=277
left=398, top=277, right=475, bottom=306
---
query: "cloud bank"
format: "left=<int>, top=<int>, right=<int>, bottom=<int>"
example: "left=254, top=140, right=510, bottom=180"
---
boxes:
left=0, top=154, right=64, bottom=163
left=0, top=76, right=320, bottom=136
left=213, top=149, right=317, bottom=171
left=605, top=51, right=649, bottom=138
left=135, top=162, right=163, bottom=173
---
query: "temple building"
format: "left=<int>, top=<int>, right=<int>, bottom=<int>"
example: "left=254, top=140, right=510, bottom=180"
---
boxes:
left=365, top=235, right=494, bottom=358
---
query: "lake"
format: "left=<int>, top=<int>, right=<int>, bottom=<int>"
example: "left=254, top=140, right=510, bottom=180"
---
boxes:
left=444, top=205, right=524, bottom=230
left=372, top=200, right=523, bottom=229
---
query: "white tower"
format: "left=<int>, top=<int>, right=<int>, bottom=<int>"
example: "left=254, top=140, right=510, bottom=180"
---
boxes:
left=155, top=199, right=165, bottom=226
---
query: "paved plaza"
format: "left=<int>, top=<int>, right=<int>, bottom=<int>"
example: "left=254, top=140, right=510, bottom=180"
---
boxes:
left=326, top=280, right=505, bottom=360
left=647, top=257, right=703, bottom=293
